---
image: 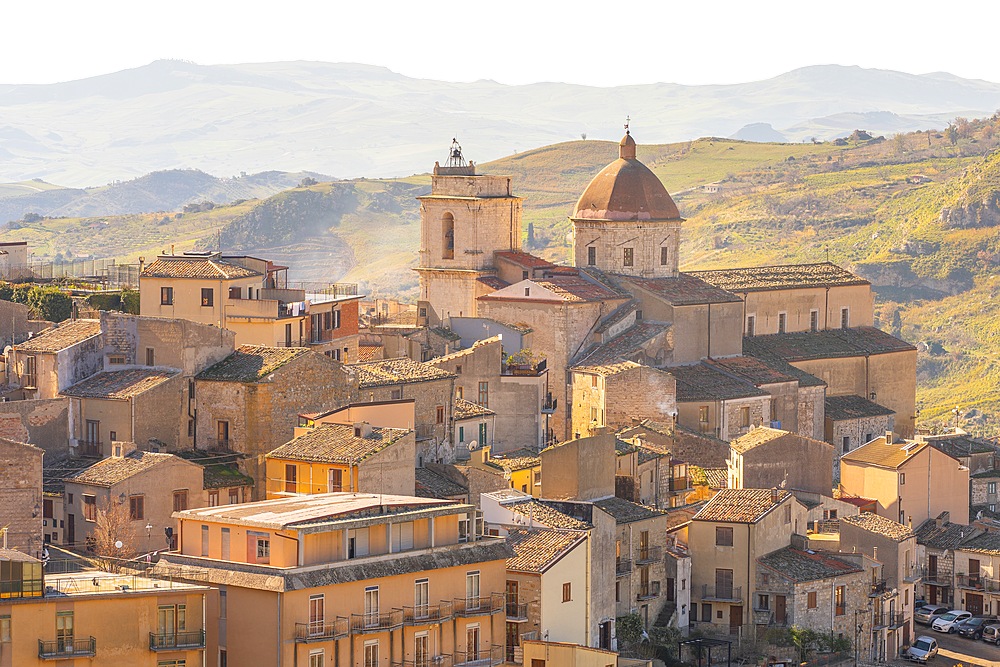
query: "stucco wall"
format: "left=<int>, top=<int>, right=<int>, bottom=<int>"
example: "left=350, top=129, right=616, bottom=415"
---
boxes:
left=0, top=398, right=69, bottom=452
left=0, top=439, right=43, bottom=556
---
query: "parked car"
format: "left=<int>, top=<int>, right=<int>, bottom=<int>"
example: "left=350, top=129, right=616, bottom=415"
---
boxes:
left=914, top=598, right=927, bottom=610
left=906, top=636, right=938, bottom=663
left=932, top=610, right=973, bottom=632
left=915, top=605, right=949, bottom=625
left=982, top=623, right=1000, bottom=645
left=957, top=615, right=998, bottom=639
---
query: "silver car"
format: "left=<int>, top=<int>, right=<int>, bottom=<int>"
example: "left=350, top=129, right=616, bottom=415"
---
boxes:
left=983, top=623, right=1000, bottom=645
left=915, top=605, right=949, bottom=625
left=906, top=636, right=938, bottom=662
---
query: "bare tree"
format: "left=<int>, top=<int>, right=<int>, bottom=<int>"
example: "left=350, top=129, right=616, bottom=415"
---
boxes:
left=91, top=498, right=138, bottom=572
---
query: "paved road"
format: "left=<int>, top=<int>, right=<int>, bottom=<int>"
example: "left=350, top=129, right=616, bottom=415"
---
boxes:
left=898, top=626, right=1000, bottom=667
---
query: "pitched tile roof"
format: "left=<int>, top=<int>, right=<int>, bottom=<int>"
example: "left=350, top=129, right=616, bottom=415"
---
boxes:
left=141, top=257, right=262, bottom=279
left=175, top=450, right=255, bottom=489
left=914, top=518, right=979, bottom=550
left=415, top=465, right=468, bottom=499
left=730, top=427, right=789, bottom=454
left=758, top=547, right=864, bottom=582
left=430, top=336, right=501, bottom=364
left=477, top=276, right=510, bottom=291
left=663, top=502, right=705, bottom=531
left=925, top=435, right=998, bottom=460
left=840, top=437, right=926, bottom=469
left=506, top=528, right=586, bottom=573
left=707, top=356, right=798, bottom=386
left=266, top=424, right=410, bottom=464
left=196, top=345, right=312, bottom=382
left=840, top=512, right=915, bottom=541
left=693, top=488, right=790, bottom=523
left=621, top=273, right=743, bottom=305
left=825, top=395, right=896, bottom=421
left=533, top=276, right=624, bottom=303
left=617, top=421, right=731, bottom=469
left=61, top=368, right=179, bottom=399
left=670, top=362, right=768, bottom=401
left=67, top=450, right=178, bottom=487
left=494, top=251, right=555, bottom=269
left=688, top=262, right=869, bottom=292
left=702, top=468, right=729, bottom=488
left=350, top=357, right=455, bottom=388
left=572, top=322, right=670, bottom=374
left=356, top=345, right=383, bottom=362
left=16, top=319, right=101, bottom=353
left=593, top=497, right=667, bottom=524
left=592, top=300, right=638, bottom=334
left=958, top=531, right=1000, bottom=556
left=743, top=327, right=916, bottom=361
left=43, top=454, right=101, bottom=494
left=508, top=500, right=591, bottom=530
left=454, top=398, right=496, bottom=420
left=489, top=449, right=541, bottom=472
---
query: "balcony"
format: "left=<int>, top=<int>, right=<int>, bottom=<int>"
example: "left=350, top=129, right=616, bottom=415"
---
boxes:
left=149, top=630, right=206, bottom=651
left=540, top=393, right=557, bottom=415
left=38, top=637, right=96, bottom=660
left=453, top=593, right=504, bottom=617
left=918, top=566, right=949, bottom=587
left=701, top=584, right=743, bottom=603
left=668, top=477, right=689, bottom=493
left=394, top=656, right=453, bottom=667
left=637, top=581, right=661, bottom=601
left=616, top=559, right=632, bottom=576
left=350, top=610, right=403, bottom=634
left=869, top=579, right=888, bottom=597
left=505, top=602, right=529, bottom=622
left=454, top=645, right=505, bottom=667
left=956, top=574, right=1000, bottom=591
left=77, top=440, right=102, bottom=457
left=295, top=618, right=350, bottom=642
left=636, top=546, right=662, bottom=565
left=403, top=602, right=453, bottom=625
left=873, top=612, right=906, bottom=629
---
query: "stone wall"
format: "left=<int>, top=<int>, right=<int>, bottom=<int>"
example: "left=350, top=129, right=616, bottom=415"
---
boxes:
left=797, top=385, right=826, bottom=441
left=971, top=474, right=1000, bottom=506
left=0, top=438, right=43, bottom=556
left=0, top=398, right=69, bottom=452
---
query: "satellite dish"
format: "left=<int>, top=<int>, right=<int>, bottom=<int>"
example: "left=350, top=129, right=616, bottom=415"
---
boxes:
left=114, top=540, right=123, bottom=550
left=468, top=440, right=479, bottom=451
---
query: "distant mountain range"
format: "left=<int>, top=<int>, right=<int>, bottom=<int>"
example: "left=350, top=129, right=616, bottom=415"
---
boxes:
left=2, top=60, right=1000, bottom=186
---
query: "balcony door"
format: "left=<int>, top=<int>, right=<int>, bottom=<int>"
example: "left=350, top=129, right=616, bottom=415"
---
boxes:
left=364, top=586, right=379, bottom=627
left=309, top=595, right=325, bottom=636
left=414, top=579, right=429, bottom=619
left=157, top=605, right=176, bottom=642
left=715, top=568, right=734, bottom=599
left=285, top=464, right=297, bottom=493
left=56, top=611, right=73, bottom=652
left=415, top=633, right=429, bottom=667
left=466, top=625, right=480, bottom=662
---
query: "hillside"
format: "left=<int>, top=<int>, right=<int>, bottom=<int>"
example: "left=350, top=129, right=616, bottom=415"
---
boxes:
left=3, top=60, right=1000, bottom=185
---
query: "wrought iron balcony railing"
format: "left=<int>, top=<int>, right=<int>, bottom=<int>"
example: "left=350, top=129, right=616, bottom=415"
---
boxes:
left=149, top=630, right=206, bottom=651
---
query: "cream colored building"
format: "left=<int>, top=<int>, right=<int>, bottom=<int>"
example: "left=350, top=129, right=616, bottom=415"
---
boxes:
left=839, top=432, right=970, bottom=527
left=155, top=492, right=511, bottom=667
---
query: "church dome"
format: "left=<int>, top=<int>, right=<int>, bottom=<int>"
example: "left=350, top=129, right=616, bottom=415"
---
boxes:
left=572, top=132, right=680, bottom=221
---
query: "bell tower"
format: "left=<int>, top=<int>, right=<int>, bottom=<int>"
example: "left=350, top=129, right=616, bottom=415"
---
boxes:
left=415, top=140, right=523, bottom=326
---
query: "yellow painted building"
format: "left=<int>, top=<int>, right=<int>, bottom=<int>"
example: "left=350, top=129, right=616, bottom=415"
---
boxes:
left=0, top=548, right=210, bottom=667
left=155, top=492, right=511, bottom=667
left=468, top=446, right=541, bottom=498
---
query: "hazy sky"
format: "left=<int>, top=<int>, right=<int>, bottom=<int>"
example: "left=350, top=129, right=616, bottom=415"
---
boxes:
left=4, top=1, right=999, bottom=86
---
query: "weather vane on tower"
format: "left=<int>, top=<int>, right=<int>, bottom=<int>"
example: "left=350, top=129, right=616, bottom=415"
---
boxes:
left=624, top=115, right=630, bottom=135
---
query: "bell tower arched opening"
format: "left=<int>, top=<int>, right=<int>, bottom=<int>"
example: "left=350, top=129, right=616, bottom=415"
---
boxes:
left=442, top=212, right=455, bottom=259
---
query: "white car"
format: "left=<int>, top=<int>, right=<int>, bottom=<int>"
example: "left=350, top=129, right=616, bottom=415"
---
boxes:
left=932, top=610, right=972, bottom=633
left=906, top=636, right=938, bottom=663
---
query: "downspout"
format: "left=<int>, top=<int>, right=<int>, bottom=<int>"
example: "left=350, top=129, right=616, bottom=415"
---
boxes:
left=825, top=287, right=830, bottom=330
left=747, top=523, right=752, bottom=629
left=277, top=591, right=282, bottom=667
left=706, top=303, right=712, bottom=359
left=203, top=592, right=208, bottom=667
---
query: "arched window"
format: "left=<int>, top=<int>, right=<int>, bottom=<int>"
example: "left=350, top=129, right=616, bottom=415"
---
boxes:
left=442, top=213, right=455, bottom=259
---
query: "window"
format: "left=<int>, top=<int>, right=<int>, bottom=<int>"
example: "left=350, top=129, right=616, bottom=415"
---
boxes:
left=110, top=431, right=118, bottom=443
left=660, top=246, right=669, bottom=266
left=739, top=406, right=751, bottom=428
left=0, top=615, right=9, bottom=642
left=466, top=624, right=481, bottom=662
left=160, top=287, right=174, bottom=305
left=456, top=386, right=464, bottom=400
left=219, top=589, right=227, bottom=619
left=221, top=528, right=230, bottom=560
left=591, top=374, right=598, bottom=388
left=455, top=364, right=463, bottom=375
left=478, top=382, right=489, bottom=408
left=418, top=308, right=427, bottom=319
left=587, top=246, right=596, bottom=266
left=990, top=482, right=998, bottom=495
left=188, top=419, right=194, bottom=437
left=777, top=312, right=787, bottom=334
left=623, top=247, right=634, bottom=267
left=285, top=464, right=297, bottom=493
left=201, top=288, right=214, bottom=307
left=83, top=495, right=97, bottom=522
left=524, top=287, right=530, bottom=297
left=715, top=526, right=733, bottom=546
left=809, top=310, right=819, bottom=332
left=217, top=421, right=230, bottom=448
left=415, top=633, right=429, bottom=667
left=835, top=585, right=846, bottom=615
left=333, top=310, right=341, bottom=329
left=220, top=649, right=227, bottom=667
left=562, top=582, right=572, bottom=602
left=309, top=594, right=326, bottom=636
left=391, top=388, right=403, bottom=400
left=522, top=270, right=529, bottom=280
left=201, top=525, right=209, bottom=556
left=254, top=534, right=270, bottom=564
left=807, top=591, right=817, bottom=609
left=783, top=504, right=791, bottom=524
left=228, top=488, right=239, bottom=504
left=715, top=569, right=733, bottom=598
left=899, top=472, right=906, bottom=485
left=173, top=491, right=188, bottom=512
left=757, top=594, right=769, bottom=610
left=699, top=405, right=710, bottom=433
left=436, top=406, right=444, bottom=424
left=701, top=603, right=712, bottom=623
left=479, top=422, right=487, bottom=445
left=129, top=495, right=144, bottom=520
left=746, top=315, right=755, bottom=337
left=209, top=490, right=219, bottom=507
left=309, top=650, right=325, bottom=667
left=109, top=354, right=126, bottom=365
left=458, top=514, right=470, bottom=542
left=466, top=570, right=481, bottom=603
left=842, top=436, right=850, bottom=453
left=414, top=579, right=429, bottom=618
left=615, top=581, right=620, bottom=603
left=323, top=311, right=332, bottom=330
left=364, top=586, right=380, bottom=626
left=840, top=307, right=849, bottom=329
left=328, top=468, right=343, bottom=493
left=364, top=641, right=379, bottom=667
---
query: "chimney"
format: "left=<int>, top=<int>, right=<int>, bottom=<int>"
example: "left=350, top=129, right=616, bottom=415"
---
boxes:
left=886, top=429, right=894, bottom=444
left=353, top=422, right=372, bottom=438
left=138, top=256, right=145, bottom=274
left=936, top=511, right=950, bottom=527
left=170, top=244, right=175, bottom=256
left=770, top=487, right=779, bottom=504
left=111, top=441, right=138, bottom=458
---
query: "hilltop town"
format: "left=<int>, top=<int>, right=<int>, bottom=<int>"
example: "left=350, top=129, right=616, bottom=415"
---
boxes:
left=0, top=128, right=997, bottom=667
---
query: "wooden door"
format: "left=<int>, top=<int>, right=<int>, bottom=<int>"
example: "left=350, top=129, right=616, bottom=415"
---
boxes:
left=968, top=593, right=984, bottom=616
left=729, top=606, right=743, bottom=634
left=775, top=595, right=787, bottom=625
left=929, top=585, right=938, bottom=605
left=67, top=514, right=75, bottom=547
left=928, top=554, right=938, bottom=580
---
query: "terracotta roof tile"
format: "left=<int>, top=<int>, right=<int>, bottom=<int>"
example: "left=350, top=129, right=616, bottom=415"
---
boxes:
left=508, top=500, right=591, bottom=530
left=141, top=257, right=262, bottom=279
left=825, top=395, right=895, bottom=421
left=494, top=251, right=555, bottom=269
left=506, top=528, right=586, bottom=572
left=841, top=512, right=914, bottom=541
left=534, top=277, right=623, bottom=303
left=356, top=345, right=383, bottom=362
left=593, top=497, right=667, bottom=524
left=622, top=273, right=743, bottom=305
left=176, top=449, right=255, bottom=489
left=743, top=327, right=916, bottom=361
left=16, top=319, right=100, bottom=354
left=489, top=449, right=541, bottom=472
left=266, top=424, right=410, bottom=464
left=197, top=345, right=312, bottom=382
left=671, top=362, right=768, bottom=401
left=573, top=322, right=670, bottom=374
left=707, top=356, right=798, bottom=386
left=688, top=263, right=869, bottom=292
left=415, top=465, right=468, bottom=499
left=67, top=450, right=177, bottom=487
left=926, top=435, right=998, bottom=459
left=61, top=368, right=179, bottom=399
left=840, top=437, right=925, bottom=469
left=914, top=518, right=978, bottom=550
left=694, top=488, right=790, bottom=523
left=958, top=532, right=1000, bottom=556
left=758, top=547, right=863, bottom=582
left=702, top=468, right=729, bottom=488
left=454, top=398, right=496, bottom=420
left=477, top=276, right=510, bottom=291
left=730, top=427, right=789, bottom=454
left=350, top=357, right=455, bottom=388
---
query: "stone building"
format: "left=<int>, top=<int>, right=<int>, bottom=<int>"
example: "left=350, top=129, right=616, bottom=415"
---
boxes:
left=824, top=394, right=895, bottom=462
left=570, top=361, right=676, bottom=439
left=194, top=345, right=347, bottom=494
left=952, top=532, right=1000, bottom=616
left=0, top=438, right=44, bottom=557
left=670, top=362, right=771, bottom=441
left=727, top=427, right=834, bottom=497
left=914, top=512, right=970, bottom=607
left=9, top=319, right=103, bottom=400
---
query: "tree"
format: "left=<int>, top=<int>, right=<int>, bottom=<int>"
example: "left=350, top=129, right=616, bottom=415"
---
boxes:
left=580, top=133, right=587, bottom=140
left=91, top=497, right=138, bottom=572
left=299, top=177, right=319, bottom=187
left=946, top=124, right=959, bottom=146
left=616, top=613, right=644, bottom=652
left=121, top=289, right=140, bottom=314
left=29, top=287, right=73, bottom=322
left=526, top=222, right=535, bottom=248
